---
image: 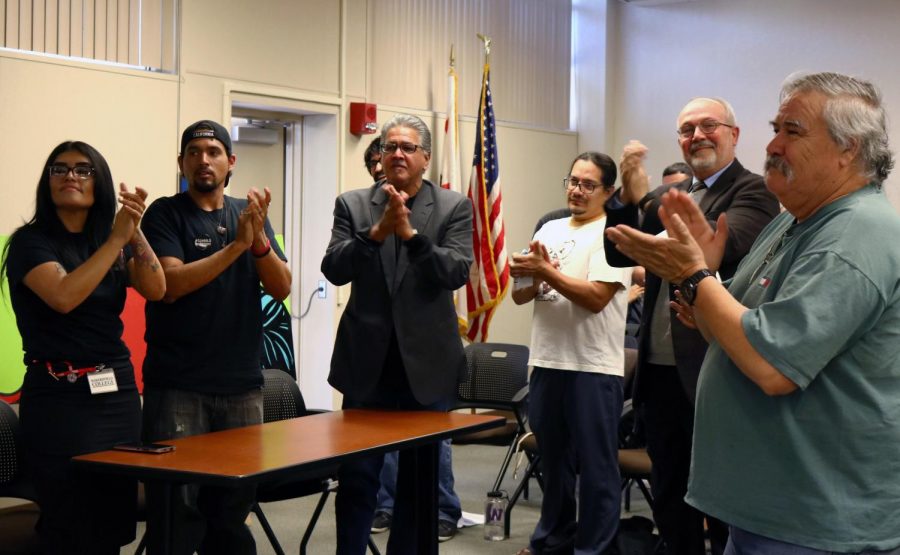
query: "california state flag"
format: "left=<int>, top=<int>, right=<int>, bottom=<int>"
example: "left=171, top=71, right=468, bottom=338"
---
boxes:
left=438, top=56, right=468, bottom=336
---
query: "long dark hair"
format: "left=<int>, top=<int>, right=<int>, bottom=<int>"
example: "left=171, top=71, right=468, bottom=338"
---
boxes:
left=1, top=141, right=118, bottom=289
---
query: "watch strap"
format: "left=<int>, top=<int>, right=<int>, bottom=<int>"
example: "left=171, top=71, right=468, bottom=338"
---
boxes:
left=682, top=268, right=715, bottom=306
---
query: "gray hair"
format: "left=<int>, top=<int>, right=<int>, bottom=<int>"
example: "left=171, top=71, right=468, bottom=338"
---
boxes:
left=780, top=71, right=894, bottom=184
left=679, top=97, right=738, bottom=126
left=380, top=114, right=432, bottom=155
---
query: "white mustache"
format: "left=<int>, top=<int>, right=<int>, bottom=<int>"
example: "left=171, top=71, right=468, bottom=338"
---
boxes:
left=690, top=140, right=715, bottom=153
left=765, top=155, right=793, bottom=178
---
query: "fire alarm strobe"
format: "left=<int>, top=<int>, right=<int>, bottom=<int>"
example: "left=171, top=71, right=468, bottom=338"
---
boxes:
left=349, top=102, right=378, bottom=135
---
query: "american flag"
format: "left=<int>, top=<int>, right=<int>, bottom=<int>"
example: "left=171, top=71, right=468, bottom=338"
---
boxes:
left=438, top=59, right=469, bottom=335
left=464, top=63, right=509, bottom=342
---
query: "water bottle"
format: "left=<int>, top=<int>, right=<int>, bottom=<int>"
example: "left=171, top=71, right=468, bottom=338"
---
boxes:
left=513, top=248, right=533, bottom=291
left=484, top=490, right=508, bottom=541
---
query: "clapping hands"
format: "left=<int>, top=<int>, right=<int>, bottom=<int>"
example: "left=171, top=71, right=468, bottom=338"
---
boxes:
left=370, top=184, right=415, bottom=242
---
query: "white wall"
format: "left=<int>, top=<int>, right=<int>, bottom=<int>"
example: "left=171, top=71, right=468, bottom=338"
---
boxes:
left=572, top=0, right=612, bottom=153
left=0, top=52, right=178, bottom=232
left=369, top=0, right=572, bottom=129
left=597, top=0, right=900, bottom=208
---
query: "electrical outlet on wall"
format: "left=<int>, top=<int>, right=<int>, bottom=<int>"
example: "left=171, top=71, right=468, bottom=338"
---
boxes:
left=317, top=280, right=327, bottom=299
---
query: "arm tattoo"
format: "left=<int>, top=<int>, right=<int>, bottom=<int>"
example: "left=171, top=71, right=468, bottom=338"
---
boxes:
left=131, top=233, right=160, bottom=272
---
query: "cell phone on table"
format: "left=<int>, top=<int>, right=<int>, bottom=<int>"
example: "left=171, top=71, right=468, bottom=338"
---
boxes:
left=113, top=442, right=176, bottom=454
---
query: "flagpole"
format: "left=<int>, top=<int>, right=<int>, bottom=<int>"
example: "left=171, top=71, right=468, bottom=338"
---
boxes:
left=464, top=33, right=508, bottom=342
left=476, top=33, right=491, bottom=64
left=439, top=44, right=466, bottom=334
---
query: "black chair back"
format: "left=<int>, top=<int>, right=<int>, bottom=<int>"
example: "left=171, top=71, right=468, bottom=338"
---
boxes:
left=458, top=342, right=529, bottom=409
left=0, top=399, right=36, bottom=502
left=0, top=399, right=41, bottom=554
left=262, top=368, right=308, bottom=422
left=0, top=399, right=22, bottom=487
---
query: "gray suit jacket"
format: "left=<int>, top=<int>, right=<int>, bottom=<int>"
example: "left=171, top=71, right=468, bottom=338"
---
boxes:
left=322, top=180, right=474, bottom=405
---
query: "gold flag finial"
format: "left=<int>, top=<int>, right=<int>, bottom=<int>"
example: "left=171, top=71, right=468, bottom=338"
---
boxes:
left=476, top=33, right=492, bottom=63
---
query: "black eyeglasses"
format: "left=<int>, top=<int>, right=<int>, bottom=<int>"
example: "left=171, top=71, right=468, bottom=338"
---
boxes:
left=677, top=119, right=734, bottom=139
left=563, top=176, right=601, bottom=194
left=381, top=142, right=424, bottom=155
left=48, top=164, right=96, bottom=179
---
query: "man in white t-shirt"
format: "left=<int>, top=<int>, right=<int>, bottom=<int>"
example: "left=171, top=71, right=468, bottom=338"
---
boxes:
left=511, top=151, right=631, bottom=555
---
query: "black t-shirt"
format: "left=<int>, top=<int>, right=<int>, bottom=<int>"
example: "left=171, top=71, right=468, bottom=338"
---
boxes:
left=6, top=225, right=131, bottom=365
left=141, top=192, right=286, bottom=394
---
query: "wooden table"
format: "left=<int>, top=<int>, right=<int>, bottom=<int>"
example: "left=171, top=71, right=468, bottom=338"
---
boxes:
left=73, top=409, right=504, bottom=554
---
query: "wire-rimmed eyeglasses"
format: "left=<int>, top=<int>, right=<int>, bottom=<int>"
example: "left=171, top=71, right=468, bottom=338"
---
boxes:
left=563, top=176, right=601, bottom=194
left=677, top=119, right=734, bottom=139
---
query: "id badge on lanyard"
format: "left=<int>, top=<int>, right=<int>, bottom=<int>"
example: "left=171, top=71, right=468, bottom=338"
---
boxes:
left=87, top=367, right=119, bottom=394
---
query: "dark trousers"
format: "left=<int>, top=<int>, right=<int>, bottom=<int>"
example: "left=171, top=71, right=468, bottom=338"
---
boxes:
left=142, top=387, right=263, bottom=555
left=19, top=366, right=141, bottom=555
left=528, top=367, right=624, bottom=555
left=642, top=363, right=727, bottom=555
left=335, top=358, right=451, bottom=555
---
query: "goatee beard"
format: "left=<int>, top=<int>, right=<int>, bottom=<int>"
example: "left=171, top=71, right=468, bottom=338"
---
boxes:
left=192, top=180, right=219, bottom=193
left=690, top=153, right=716, bottom=173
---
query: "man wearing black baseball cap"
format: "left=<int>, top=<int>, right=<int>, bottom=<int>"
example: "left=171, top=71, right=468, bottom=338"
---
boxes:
left=140, top=119, right=291, bottom=554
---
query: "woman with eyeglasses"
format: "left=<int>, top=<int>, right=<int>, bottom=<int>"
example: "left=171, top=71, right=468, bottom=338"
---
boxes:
left=0, top=141, right=165, bottom=554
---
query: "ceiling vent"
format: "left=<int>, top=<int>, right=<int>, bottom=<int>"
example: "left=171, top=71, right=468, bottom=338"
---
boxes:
left=231, top=125, right=280, bottom=145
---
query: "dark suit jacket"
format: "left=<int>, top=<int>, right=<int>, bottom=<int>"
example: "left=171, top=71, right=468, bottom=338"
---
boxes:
left=322, top=180, right=474, bottom=406
left=605, top=159, right=780, bottom=404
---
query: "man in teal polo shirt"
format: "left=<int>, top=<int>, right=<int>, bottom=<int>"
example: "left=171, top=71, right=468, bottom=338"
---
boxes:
left=606, top=71, right=900, bottom=554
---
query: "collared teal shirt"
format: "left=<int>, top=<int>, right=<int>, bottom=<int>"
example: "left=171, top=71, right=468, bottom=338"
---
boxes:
left=687, top=185, right=900, bottom=552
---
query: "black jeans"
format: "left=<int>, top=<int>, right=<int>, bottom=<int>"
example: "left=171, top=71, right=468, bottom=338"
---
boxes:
left=142, top=387, right=263, bottom=555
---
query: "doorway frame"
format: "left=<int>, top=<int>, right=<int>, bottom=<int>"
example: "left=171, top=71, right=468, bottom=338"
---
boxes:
left=222, top=82, right=342, bottom=410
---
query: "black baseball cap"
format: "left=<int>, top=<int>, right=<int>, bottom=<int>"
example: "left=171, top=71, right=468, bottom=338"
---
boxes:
left=180, top=120, right=232, bottom=156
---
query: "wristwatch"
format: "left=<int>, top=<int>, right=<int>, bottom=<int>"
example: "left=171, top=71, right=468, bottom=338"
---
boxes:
left=680, top=269, right=715, bottom=306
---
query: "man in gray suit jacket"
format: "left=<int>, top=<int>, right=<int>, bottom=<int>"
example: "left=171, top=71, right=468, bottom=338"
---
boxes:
left=322, top=114, right=473, bottom=555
